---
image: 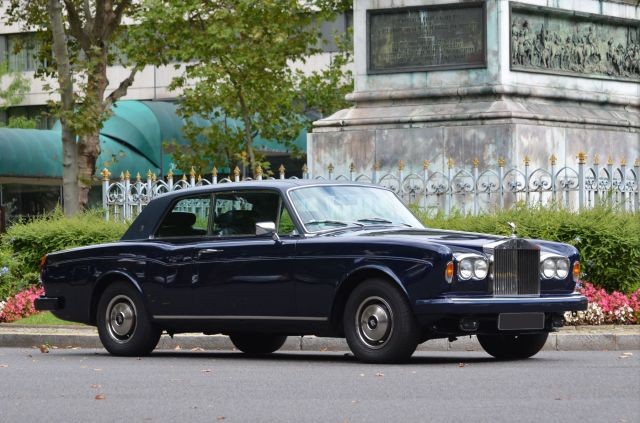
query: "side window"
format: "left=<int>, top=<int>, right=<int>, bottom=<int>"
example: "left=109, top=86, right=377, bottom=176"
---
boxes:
left=213, top=191, right=280, bottom=236
left=156, top=196, right=211, bottom=238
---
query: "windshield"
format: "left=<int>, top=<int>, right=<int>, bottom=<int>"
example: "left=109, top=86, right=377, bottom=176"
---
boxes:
left=288, top=185, right=424, bottom=233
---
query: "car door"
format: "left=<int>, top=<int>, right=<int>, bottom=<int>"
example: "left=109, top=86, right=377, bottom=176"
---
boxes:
left=192, top=189, right=297, bottom=318
left=143, top=194, right=212, bottom=317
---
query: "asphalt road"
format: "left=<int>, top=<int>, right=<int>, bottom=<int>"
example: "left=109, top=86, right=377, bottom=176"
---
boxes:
left=0, top=348, right=638, bottom=423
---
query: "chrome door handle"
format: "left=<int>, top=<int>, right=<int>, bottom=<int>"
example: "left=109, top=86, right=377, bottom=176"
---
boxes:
left=198, top=249, right=223, bottom=258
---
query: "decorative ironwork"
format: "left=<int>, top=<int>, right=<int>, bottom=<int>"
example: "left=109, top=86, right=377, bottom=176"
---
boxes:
left=102, top=157, right=640, bottom=220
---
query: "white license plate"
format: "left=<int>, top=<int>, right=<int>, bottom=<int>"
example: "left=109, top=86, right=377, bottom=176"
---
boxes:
left=498, top=313, right=545, bottom=330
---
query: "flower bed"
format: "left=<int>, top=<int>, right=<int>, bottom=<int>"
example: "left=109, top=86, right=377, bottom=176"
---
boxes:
left=565, top=282, right=640, bottom=325
left=0, top=285, right=44, bottom=323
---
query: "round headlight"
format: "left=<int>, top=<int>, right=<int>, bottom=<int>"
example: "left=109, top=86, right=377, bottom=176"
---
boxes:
left=556, top=258, right=569, bottom=279
left=459, top=259, right=473, bottom=280
left=473, top=259, right=489, bottom=279
left=541, top=258, right=556, bottom=279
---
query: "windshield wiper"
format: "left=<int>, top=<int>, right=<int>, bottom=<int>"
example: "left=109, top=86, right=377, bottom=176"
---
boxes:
left=357, top=217, right=393, bottom=224
left=305, top=220, right=364, bottom=228
left=357, top=218, right=413, bottom=227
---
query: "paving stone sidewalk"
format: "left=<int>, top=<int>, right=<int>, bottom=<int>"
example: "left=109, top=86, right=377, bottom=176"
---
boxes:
left=0, top=324, right=638, bottom=352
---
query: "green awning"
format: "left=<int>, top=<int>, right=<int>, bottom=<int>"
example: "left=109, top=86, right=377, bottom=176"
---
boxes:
left=1, top=100, right=308, bottom=181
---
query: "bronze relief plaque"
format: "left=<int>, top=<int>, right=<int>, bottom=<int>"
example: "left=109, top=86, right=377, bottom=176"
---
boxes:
left=367, top=2, right=486, bottom=74
left=510, top=3, right=640, bottom=81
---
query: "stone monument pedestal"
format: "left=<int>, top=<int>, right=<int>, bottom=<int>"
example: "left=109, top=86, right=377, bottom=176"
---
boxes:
left=308, top=0, right=639, bottom=178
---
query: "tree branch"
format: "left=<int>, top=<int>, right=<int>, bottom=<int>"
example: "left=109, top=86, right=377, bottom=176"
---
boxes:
left=106, top=0, right=132, bottom=37
left=94, top=0, right=106, bottom=39
left=105, top=66, right=138, bottom=105
left=62, top=0, right=91, bottom=51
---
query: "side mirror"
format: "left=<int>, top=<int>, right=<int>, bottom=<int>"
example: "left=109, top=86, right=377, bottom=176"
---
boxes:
left=256, top=221, right=276, bottom=235
left=255, top=221, right=280, bottom=243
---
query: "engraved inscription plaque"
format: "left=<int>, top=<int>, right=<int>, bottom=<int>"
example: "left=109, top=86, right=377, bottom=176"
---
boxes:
left=368, top=3, right=486, bottom=74
left=511, top=3, right=640, bottom=81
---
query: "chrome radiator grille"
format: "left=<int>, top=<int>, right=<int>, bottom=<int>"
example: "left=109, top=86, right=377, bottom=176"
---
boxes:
left=492, top=239, right=540, bottom=296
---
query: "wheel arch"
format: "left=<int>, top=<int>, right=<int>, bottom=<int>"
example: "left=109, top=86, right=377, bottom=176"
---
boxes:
left=329, top=265, right=408, bottom=334
left=90, top=271, right=144, bottom=325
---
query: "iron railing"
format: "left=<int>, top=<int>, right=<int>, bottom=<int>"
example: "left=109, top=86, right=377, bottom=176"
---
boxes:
left=102, top=154, right=639, bottom=220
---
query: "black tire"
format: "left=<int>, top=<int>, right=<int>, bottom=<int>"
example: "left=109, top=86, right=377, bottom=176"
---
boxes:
left=343, top=278, right=419, bottom=364
left=96, top=282, right=161, bottom=356
left=229, top=333, right=287, bottom=354
left=477, top=332, right=549, bottom=360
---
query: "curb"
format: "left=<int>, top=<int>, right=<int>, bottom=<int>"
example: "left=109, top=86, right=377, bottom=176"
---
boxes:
left=1, top=325, right=639, bottom=352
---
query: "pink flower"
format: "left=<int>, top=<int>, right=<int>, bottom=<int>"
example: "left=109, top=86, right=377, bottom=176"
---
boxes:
left=0, top=286, right=45, bottom=323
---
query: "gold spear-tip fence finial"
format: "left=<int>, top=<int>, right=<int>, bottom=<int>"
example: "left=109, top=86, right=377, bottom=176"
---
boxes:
left=136, top=172, right=141, bottom=182
left=328, top=163, right=334, bottom=173
left=190, top=166, right=196, bottom=177
left=620, top=158, right=627, bottom=166
left=197, top=174, right=202, bottom=183
left=233, top=166, right=241, bottom=177
left=279, top=164, right=286, bottom=176
left=635, top=158, right=640, bottom=167
left=181, top=173, right=187, bottom=181
left=211, top=166, right=218, bottom=176
left=472, top=158, right=480, bottom=168
left=124, top=171, right=131, bottom=180
left=167, top=168, right=174, bottom=178
left=447, top=158, right=454, bottom=169
left=147, top=169, right=153, bottom=180
left=101, top=168, right=110, bottom=181
left=523, top=156, right=531, bottom=166
left=398, top=160, right=405, bottom=171
left=607, top=156, right=614, bottom=166
left=593, top=154, right=600, bottom=166
left=498, top=157, right=505, bottom=167
left=152, top=173, right=157, bottom=182
left=374, top=161, right=381, bottom=171
left=577, top=152, right=587, bottom=164
left=302, top=164, right=308, bottom=174
left=423, top=160, right=430, bottom=170
left=255, top=165, right=263, bottom=176
left=549, top=154, right=557, bottom=166
left=350, top=162, right=356, bottom=173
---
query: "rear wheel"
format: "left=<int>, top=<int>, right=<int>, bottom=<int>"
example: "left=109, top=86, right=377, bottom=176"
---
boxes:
left=229, top=333, right=287, bottom=354
left=477, top=333, right=549, bottom=360
left=96, top=282, right=161, bottom=356
left=343, top=278, right=419, bottom=363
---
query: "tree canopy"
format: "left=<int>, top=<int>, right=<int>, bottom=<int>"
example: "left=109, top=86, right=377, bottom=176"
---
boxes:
left=4, top=0, right=140, bottom=214
left=129, top=0, right=353, bottom=176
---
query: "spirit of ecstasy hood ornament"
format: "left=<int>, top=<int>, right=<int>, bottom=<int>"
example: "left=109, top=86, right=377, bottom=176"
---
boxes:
left=507, top=222, right=517, bottom=238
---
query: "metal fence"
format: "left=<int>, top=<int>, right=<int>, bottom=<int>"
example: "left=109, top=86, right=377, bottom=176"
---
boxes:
left=102, top=154, right=639, bottom=220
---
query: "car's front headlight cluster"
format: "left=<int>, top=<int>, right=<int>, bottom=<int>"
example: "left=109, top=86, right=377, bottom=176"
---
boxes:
left=454, top=253, right=489, bottom=281
left=540, top=254, right=570, bottom=279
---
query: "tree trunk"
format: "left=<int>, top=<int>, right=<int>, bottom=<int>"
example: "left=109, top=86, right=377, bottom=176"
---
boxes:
left=237, top=92, right=256, bottom=174
left=77, top=133, right=101, bottom=208
left=48, top=0, right=80, bottom=215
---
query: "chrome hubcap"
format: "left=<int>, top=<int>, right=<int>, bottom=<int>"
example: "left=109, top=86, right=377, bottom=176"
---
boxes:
left=106, top=295, right=137, bottom=343
left=356, top=296, right=393, bottom=349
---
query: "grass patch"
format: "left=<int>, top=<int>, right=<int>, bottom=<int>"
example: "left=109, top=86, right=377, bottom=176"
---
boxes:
left=9, top=311, right=82, bottom=326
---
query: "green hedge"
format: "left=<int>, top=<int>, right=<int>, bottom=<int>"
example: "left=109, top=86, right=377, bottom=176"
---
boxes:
left=1, top=205, right=639, bottom=299
left=0, top=210, right=128, bottom=299
left=414, top=206, right=640, bottom=294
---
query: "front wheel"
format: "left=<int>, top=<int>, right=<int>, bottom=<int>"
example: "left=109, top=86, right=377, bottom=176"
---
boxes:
left=343, top=279, right=419, bottom=363
left=229, top=333, right=287, bottom=354
left=96, top=282, right=161, bottom=356
left=477, top=333, right=549, bottom=360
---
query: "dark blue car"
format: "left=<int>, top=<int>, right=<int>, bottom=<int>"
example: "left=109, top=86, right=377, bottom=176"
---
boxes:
left=36, top=181, right=587, bottom=363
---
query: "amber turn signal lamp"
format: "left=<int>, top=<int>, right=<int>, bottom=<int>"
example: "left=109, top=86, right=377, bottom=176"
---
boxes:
left=445, top=261, right=454, bottom=284
left=40, top=254, right=48, bottom=272
left=572, top=261, right=581, bottom=281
